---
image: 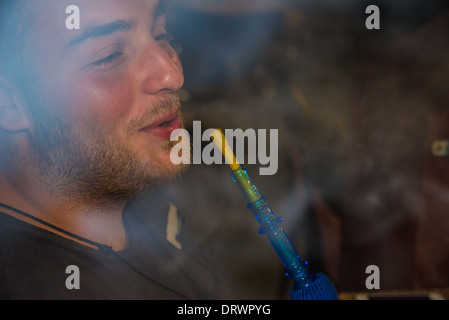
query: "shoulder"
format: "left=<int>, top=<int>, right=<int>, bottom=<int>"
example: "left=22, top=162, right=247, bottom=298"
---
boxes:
left=0, top=211, right=98, bottom=299
left=125, top=191, right=233, bottom=299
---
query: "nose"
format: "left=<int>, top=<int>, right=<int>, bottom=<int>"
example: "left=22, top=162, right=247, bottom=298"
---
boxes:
left=140, top=40, right=184, bottom=95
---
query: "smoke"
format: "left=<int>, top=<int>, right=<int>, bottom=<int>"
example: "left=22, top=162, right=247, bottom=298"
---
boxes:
left=151, top=0, right=449, bottom=297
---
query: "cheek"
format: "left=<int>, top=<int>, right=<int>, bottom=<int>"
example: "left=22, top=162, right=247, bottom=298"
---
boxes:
left=55, top=71, right=137, bottom=128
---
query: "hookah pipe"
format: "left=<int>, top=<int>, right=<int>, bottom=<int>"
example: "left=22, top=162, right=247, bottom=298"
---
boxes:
left=210, top=129, right=338, bottom=300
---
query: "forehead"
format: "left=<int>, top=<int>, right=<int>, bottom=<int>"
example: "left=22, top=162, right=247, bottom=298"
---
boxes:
left=28, top=0, right=160, bottom=22
left=24, top=0, right=160, bottom=46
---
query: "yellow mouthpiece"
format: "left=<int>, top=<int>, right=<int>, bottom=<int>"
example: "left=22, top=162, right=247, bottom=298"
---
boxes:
left=209, top=128, right=240, bottom=171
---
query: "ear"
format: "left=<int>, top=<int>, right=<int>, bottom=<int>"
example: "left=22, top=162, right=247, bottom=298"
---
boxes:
left=0, top=77, right=31, bottom=132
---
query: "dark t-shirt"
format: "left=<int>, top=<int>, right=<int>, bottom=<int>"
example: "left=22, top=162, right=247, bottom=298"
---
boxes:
left=0, top=197, right=229, bottom=299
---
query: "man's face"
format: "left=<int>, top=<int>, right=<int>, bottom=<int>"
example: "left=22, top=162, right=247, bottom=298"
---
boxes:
left=19, top=0, right=187, bottom=206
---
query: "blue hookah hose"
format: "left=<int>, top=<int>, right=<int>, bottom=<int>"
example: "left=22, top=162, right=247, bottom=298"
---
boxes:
left=210, top=129, right=339, bottom=300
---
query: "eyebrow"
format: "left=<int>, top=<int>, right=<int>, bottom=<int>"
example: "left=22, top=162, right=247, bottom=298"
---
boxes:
left=154, top=0, right=166, bottom=20
left=67, top=19, right=136, bottom=49
left=66, top=1, right=166, bottom=49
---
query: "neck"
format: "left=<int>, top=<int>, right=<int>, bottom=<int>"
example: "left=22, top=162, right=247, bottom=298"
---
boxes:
left=0, top=173, right=129, bottom=252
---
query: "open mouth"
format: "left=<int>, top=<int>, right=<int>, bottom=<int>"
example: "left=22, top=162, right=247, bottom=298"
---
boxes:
left=140, top=112, right=182, bottom=140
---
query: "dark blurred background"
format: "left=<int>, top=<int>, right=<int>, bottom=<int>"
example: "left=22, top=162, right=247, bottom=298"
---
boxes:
left=134, top=0, right=449, bottom=298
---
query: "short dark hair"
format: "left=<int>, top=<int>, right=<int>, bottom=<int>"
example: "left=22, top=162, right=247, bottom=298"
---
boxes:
left=0, top=0, right=34, bottom=88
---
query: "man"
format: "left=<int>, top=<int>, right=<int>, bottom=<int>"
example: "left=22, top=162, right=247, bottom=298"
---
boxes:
left=0, top=0, right=228, bottom=299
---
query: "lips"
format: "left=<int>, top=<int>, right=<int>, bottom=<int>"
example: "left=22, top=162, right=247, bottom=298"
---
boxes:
left=140, top=111, right=182, bottom=140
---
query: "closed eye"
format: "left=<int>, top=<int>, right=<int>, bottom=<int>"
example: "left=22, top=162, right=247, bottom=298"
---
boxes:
left=91, top=51, right=124, bottom=66
left=154, top=32, right=175, bottom=44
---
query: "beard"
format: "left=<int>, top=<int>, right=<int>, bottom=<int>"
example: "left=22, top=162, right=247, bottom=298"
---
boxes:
left=28, top=97, right=190, bottom=210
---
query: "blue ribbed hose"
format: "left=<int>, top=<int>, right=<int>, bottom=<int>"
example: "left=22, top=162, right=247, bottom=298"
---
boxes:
left=231, top=166, right=338, bottom=300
